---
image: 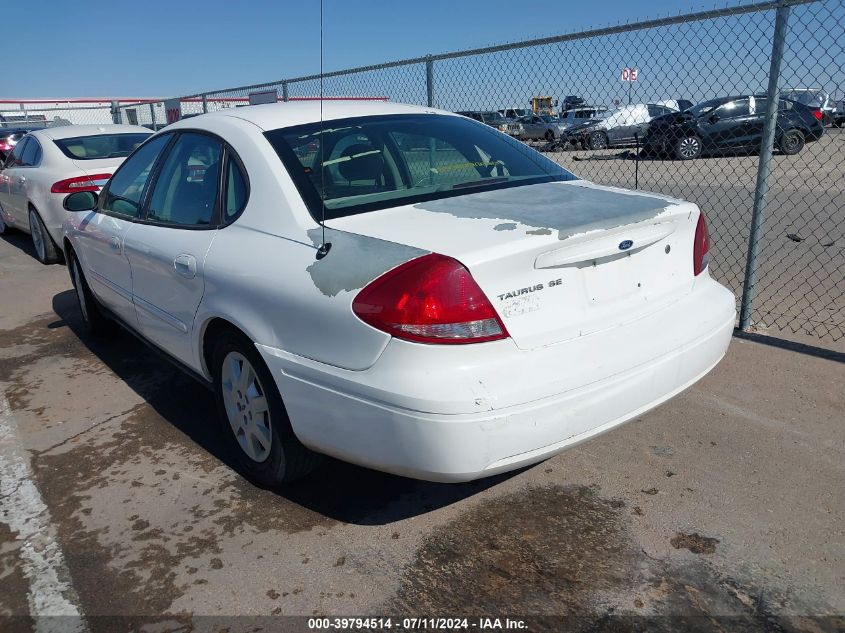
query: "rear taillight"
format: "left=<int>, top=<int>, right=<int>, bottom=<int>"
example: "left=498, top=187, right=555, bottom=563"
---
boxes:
left=811, top=109, right=823, bottom=121
left=50, top=173, right=111, bottom=194
left=693, top=211, right=711, bottom=276
left=0, top=141, right=11, bottom=152
left=352, top=253, right=509, bottom=344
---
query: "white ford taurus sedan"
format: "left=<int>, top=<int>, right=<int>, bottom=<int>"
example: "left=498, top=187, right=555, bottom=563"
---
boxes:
left=61, top=101, right=735, bottom=484
left=0, top=124, right=151, bottom=263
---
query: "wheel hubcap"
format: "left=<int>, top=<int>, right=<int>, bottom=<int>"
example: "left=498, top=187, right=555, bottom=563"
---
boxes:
left=221, top=352, right=271, bottom=463
left=680, top=138, right=700, bottom=158
left=31, top=215, right=45, bottom=260
left=785, top=134, right=798, bottom=150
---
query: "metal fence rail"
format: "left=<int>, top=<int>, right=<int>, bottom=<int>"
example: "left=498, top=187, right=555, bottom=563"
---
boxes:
left=2, top=0, right=842, bottom=343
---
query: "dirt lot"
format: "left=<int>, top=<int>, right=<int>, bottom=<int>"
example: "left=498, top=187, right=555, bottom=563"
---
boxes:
left=546, top=127, right=845, bottom=345
left=1, top=210, right=843, bottom=631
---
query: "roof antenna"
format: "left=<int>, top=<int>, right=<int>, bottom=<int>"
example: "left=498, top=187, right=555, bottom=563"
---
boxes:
left=315, top=0, right=331, bottom=260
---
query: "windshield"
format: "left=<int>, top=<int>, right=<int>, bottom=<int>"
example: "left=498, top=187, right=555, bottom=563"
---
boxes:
left=781, top=89, right=826, bottom=107
left=539, top=115, right=555, bottom=123
left=266, top=114, right=577, bottom=220
left=54, top=133, right=151, bottom=160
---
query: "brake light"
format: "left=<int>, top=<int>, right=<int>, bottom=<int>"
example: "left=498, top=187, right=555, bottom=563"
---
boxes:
left=811, top=109, right=823, bottom=121
left=352, top=254, right=509, bottom=344
left=50, top=173, right=111, bottom=194
left=0, top=141, right=11, bottom=152
left=693, top=211, right=711, bottom=276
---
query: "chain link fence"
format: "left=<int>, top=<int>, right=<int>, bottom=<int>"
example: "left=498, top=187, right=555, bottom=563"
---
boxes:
left=2, top=0, right=842, bottom=344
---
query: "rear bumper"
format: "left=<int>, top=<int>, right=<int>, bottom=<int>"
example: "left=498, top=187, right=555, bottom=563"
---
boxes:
left=258, top=276, right=736, bottom=482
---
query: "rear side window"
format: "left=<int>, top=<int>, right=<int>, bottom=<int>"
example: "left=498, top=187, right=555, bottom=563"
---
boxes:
left=21, top=138, right=42, bottom=166
left=102, top=134, right=172, bottom=218
left=5, top=137, right=28, bottom=167
left=146, top=133, right=222, bottom=227
left=224, top=158, right=247, bottom=221
left=54, top=133, right=150, bottom=160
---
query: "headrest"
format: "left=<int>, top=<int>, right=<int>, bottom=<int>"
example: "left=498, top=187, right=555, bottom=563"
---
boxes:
left=337, top=144, right=383, bottom=182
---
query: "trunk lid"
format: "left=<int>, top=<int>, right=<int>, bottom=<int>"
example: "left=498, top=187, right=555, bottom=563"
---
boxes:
left=331, top=180, right=701, bottom=349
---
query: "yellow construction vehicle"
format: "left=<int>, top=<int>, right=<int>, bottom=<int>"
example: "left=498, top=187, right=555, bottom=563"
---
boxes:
left=531, top=96, right=558, bottom=116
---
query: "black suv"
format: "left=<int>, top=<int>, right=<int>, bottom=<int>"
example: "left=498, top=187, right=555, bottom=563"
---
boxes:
left=643, top=95, right=824, bottom=159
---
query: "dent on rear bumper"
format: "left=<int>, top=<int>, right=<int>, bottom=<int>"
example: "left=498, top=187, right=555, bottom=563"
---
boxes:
left=258, top=277, right=736, bottom=481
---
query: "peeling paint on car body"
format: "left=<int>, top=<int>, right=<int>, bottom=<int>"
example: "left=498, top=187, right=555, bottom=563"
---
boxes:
left=414, top=181, right=681, bottom=240
left=305, top=228, right=428, bottom=298
left=493, top=222, right=518, bottom=231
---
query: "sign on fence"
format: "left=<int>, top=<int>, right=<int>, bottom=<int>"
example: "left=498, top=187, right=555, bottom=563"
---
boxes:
left=621, top=67, right=639, bottom=82
left=164, top=98, right=182, bottom=124
left=248, top=89, right=278, bottom=105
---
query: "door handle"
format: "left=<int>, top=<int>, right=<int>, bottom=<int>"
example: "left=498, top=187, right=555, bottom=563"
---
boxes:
left=17, top=176, right=26, bottom=185
left=109, top=236, right=121, bottom=252
left=173, top=254, right=197, bottom=278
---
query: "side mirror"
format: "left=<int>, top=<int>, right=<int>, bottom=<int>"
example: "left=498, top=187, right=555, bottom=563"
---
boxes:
left=63, top=191, right=98, bottom=212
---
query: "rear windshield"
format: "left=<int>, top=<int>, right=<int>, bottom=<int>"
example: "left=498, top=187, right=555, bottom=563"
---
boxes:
left=265, top=114, right=576, bottom=220
left=54, top=133, right=151, bottom=160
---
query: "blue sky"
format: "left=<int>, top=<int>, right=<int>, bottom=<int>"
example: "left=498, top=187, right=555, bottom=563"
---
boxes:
left=8, top=0, right=730, bottom=98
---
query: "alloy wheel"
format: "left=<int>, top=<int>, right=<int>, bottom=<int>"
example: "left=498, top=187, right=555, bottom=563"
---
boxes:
left=679, top=137, right=701, bottom=159
left=221, top=351, right=272, bottom=463
left=30, top=214, right=46, bottom=261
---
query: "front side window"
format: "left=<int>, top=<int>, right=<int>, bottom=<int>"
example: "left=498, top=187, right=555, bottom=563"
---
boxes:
left=55, top=133, right=150, bottom=160
left=266, top=114, right=576, bottom=220
left=102, top=133, right=172, bottom=218
left=146, top=133, right=222, bottom=227
left=714, top=99, right=750, bottom=119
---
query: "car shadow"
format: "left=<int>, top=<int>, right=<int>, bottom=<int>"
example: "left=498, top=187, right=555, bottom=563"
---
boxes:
left=50, top=289, right=523, bottom=526
left=1, top=230, right=38, bottom=259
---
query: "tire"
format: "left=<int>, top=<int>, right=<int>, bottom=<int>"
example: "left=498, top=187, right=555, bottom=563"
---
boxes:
left=0, top=206, right=10, bottom=235
left=675, top=135, right=702, bottom=160
left=778, top=129, right=805, bottom=155
left=29, top=207, right=60, bottom=264
left=588, top=131, right=608, bottom=150
left=212, top=331, right=321, bottom=485
left=68, top=249, right=109, bottom=335
left=834, top=119, right=843, bottom=128
left=544, top=130, right=555, bottom=142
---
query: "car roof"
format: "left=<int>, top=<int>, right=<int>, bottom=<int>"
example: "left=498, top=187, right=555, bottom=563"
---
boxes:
left=29, top=124, right=152, bottom=141
left=179, top=101, right=456, bottom=132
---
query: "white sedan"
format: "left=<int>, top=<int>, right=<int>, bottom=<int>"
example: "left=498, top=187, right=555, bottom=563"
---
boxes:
left=61, top=101, right=735, bottom=484
left=0, top=124, right=150, bottom=263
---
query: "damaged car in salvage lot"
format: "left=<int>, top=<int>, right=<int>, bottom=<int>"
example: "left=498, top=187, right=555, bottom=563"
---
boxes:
left=60, top=101, right=735, bottom=485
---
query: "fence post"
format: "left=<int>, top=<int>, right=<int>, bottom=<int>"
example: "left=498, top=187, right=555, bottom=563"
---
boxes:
left=202, top=94, right=208, bottom=114
left=21, top=103, right=28, bottom=125
left=739, top=3, right=791, bottom=331
left=282, top=82, right=289, bottom=102
left=148, top=102, right=157, bottom=130
left=110, top=100, right=121, bottom=124
left=425, top=56, right=434, bottom=107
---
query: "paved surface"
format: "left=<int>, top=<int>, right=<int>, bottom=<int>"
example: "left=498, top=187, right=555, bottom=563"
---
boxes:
left=0, top=208, right=843, bottom=631
left=547, top=127, right=845, bottom=344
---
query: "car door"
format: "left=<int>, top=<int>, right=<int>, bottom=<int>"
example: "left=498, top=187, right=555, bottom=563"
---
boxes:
left=123, top=131, right=230, bottom=366
left=0, top=138, right=27, bottom=222
left=699, top=98, right=751, bottom=150
left=1, top=137, right=34, bottom=225
left=73, top=133, right=173, bottom=326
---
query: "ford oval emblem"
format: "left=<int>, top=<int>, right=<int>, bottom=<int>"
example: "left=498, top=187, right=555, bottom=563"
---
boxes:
left=619, top=239, right=634, bottom=251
